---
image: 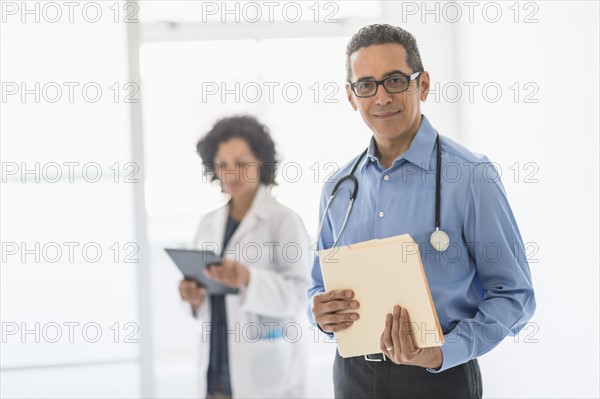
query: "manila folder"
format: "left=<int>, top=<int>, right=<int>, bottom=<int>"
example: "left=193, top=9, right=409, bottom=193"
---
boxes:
left=319, top=234, right=444, bottom=358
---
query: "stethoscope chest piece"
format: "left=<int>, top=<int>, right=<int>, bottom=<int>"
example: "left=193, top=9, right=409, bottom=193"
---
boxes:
left=430, top=228, right=450, bottom=252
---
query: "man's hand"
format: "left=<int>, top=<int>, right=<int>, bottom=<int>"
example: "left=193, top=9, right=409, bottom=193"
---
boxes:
left=179, top=279, right=206, bottom=314
left=312, top=289, right=360, bottom=333
left=204, top=259, right=250, bottom=289
left=380, top=305, right=443, bottom=369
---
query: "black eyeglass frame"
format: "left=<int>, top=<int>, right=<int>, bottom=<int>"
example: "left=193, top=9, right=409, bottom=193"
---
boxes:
left=349, top=71, right=423, bottom=98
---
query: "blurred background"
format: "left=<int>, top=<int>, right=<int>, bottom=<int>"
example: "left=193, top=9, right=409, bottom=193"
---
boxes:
left=1, top=1, right=598, bottom=397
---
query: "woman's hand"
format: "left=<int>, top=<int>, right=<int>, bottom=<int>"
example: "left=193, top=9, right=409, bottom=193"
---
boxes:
left=179, top=279, right=206, bottom=314
left=204, top=259, right=250, bottom=289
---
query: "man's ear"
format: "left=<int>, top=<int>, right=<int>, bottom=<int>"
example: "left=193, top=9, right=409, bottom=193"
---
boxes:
left=419, top=71, right=431, bottom=102
left=345, top=84, right=358, bottom=110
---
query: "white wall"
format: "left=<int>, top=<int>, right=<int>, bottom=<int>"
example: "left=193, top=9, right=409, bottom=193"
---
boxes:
left=456, top=3, right=599, bottom=397
left=0, top=1, right=144, bottom=397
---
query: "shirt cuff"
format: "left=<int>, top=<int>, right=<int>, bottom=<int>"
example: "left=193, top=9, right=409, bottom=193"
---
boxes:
left=315, top=322, right=334, bottom=338
left=426, top=339, right=469, bottom=373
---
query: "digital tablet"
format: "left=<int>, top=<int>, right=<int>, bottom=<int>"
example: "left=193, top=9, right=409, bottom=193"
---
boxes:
left=164, top=248, right=239, bottom=295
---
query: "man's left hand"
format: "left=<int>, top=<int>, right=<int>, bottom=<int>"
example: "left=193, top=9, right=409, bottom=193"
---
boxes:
left=380, top=305, right=443, bottom=369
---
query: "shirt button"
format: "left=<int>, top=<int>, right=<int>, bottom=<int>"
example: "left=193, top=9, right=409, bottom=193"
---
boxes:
left=383, top=175, right=390, bottom=181
left=378, top=211, right=385, bottom=218
left=370, top=158, right=375, bottom=162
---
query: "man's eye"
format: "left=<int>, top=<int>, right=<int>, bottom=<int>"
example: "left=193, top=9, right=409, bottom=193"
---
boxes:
left=357, top=81, right=375, bottom=90
left=387, top=76, right=408, bottom=86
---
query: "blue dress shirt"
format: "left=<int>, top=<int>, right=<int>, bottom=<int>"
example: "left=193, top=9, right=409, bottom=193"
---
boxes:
left=308, top=115, right=536, bottom=373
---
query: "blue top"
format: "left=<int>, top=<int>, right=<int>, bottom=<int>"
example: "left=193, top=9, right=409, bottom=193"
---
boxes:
left=206, top=215, right=239, bottom=396
left=308, top=114, right=536, bottom=373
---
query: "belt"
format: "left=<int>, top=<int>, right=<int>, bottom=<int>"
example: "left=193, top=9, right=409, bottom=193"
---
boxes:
left=364, top=353, right=387, bottom=362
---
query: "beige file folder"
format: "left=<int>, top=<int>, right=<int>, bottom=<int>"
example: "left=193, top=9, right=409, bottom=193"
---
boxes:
left=319, top=234, right=444, bottom=358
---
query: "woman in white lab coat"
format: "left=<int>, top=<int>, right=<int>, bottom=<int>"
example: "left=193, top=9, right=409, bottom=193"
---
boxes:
left=179, top=115, right=311, bottom=398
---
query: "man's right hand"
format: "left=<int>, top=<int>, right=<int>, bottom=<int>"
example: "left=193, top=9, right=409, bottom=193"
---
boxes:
left=312, top=289, right=360, bottom=333
left=179, top=279, right=206, bottom=314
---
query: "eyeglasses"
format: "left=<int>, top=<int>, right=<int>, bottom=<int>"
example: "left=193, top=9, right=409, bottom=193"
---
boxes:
left=349, top=71, right=422, bottom=98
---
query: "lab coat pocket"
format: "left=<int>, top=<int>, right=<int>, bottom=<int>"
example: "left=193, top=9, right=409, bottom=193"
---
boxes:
left=249, top=338, right=294, bottom=392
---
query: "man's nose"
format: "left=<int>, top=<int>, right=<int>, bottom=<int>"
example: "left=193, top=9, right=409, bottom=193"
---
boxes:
left=374, top=84, right=393, bottom=106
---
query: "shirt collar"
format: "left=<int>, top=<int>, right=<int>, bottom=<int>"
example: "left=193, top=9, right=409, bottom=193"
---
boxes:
left=359, top=114, right=438, bottom=174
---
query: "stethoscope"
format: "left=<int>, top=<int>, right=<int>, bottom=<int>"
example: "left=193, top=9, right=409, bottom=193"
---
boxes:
left=316, top=133, right=450, bottom=252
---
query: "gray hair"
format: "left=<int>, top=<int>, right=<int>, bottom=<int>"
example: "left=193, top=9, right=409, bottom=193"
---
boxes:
left=345, top=24, right=424, bottom=83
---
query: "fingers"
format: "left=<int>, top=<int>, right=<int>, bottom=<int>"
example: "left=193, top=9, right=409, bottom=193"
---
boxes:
left=380, top=313, right=394, bottom=359
left=179, top=279, right=206, bottom=307
left=204, top=262, right=229, bottom=280
left=180, top=279, right=198, bottom=290
left=398, top=306, right=416, bottom=352
left=312, top=290, right=359, bottom=315
left=179, top=279, right=198, bottom=298
left=218, top=259, right=235, bottom=268
left=387, top=306, right=419, bottom=365
left=324, top=299, right=359, bottom=312
left=391, top=305, right=402, bottom=357
left=312, top=289, right=360, bottom=334
left=204, top=267, right=223, bottom=282
left=204, top=262, right=239, bottom=288
left=312, top=291, right=360, bottom=321
left=315, top=289, right=355, bottom=303
left=319, top=311, right=359, bottom=325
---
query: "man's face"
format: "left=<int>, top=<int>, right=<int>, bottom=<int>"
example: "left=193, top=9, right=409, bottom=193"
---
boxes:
left=346, top=43, right=430, bottom=144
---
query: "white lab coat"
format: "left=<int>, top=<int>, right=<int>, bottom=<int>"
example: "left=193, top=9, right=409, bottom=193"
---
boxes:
left=192, top=184, right=311, bottom=398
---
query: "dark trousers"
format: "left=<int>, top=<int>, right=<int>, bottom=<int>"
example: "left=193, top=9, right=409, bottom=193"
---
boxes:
left=333, top=352, right=483, bottom=399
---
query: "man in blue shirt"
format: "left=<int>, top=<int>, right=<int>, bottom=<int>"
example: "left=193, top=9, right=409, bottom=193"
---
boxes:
left=308, top=24, right=536, bottom=398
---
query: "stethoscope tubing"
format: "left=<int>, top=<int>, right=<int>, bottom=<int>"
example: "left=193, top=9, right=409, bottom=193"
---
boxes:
left=317, top=133, right=445, bottom=251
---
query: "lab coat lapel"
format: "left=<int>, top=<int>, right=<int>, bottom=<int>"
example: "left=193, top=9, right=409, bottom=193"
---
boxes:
left=195, top=205, right=229, bottom=255
left=202, top=204, right=228, bottom=254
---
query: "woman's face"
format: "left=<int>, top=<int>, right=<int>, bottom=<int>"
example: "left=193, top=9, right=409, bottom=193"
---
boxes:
left=214, top=138, right=262, bottom=198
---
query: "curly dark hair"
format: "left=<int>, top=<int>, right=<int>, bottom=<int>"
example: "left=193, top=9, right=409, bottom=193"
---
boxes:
left=345, top=24, right=424, bottom=83
left=196, top=115, right=278, bottom=186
